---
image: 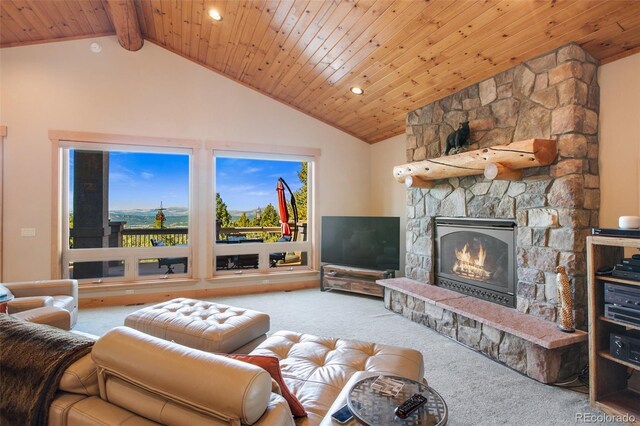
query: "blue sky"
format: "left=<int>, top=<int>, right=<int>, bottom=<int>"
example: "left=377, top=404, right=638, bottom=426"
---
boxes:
left=69, top=151, right=304, bottom=211
left=216, top=157, right=303, bottom=211
left=70, top=150, right=190, bottom=211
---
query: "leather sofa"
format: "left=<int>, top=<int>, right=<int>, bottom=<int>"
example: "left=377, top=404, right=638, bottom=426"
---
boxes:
left=51, top=326, right=294, bottom=426
left=50, top=327, right=425, bottom=425
left=2, top=279, right=78, bottom=329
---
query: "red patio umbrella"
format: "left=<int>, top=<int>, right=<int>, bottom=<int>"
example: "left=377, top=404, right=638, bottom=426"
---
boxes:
left=276, top=178, right=291, bottom=238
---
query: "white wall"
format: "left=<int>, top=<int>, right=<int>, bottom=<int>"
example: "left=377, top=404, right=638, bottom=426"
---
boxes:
left=370, top=134, right=406, bottom=275
left=0, top=36, right=371, bottom=281
left=598, top=52, right=640, bottom=227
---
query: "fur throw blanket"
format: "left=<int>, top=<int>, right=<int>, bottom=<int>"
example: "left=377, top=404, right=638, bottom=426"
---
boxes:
left=0, top=316, right=94, bottom=425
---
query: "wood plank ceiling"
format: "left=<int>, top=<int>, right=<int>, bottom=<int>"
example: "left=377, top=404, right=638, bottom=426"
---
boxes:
left=2, top=0, right=640, bottom=143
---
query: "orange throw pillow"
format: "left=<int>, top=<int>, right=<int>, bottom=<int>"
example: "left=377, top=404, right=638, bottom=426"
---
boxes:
left=224, top=354, right=307, bottom=418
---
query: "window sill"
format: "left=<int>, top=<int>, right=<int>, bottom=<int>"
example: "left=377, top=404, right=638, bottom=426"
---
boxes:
left=206, top=269, right=319, bottom=285
left=78, top=278, right=199, bottom=292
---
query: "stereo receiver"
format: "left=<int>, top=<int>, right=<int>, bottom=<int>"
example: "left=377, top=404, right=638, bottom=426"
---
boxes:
left=604, top=281, right=640, bottom=309
left=610, top=332, right=640, bottom=368
left=605, top=304, right=640, bottom=327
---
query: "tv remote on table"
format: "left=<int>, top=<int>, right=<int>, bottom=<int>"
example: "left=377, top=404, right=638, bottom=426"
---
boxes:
left=394, top=393, right=428, bottom=419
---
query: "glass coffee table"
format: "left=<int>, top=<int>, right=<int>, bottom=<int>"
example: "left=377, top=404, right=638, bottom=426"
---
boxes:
left=347, top=375, right=448, bottom=426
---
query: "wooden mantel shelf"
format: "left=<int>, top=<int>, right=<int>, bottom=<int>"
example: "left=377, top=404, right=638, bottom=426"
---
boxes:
left=394, top=139, right=557, bottom=188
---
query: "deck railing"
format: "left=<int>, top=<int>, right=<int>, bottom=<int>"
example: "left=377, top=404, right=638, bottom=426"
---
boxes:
left=218, top=222, right=307, bottom=242
left=106, top=221, right=307, bottom=248
left=120, top=227, right=189, bottom=247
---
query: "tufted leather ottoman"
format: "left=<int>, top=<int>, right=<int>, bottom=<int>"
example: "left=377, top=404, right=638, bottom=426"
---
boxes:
left=124, top=298, right=270, bottom=354
left=250, top=330, right=425, bottom=425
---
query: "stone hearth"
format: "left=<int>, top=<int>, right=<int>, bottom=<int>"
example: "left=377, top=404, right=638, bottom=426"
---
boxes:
left=379, top=278, right=587, bottom=383
left=390, top=43, right=599, bottom=382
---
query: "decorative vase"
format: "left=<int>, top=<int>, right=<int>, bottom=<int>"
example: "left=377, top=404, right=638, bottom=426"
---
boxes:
left=556, top=266, right=575, bottom=333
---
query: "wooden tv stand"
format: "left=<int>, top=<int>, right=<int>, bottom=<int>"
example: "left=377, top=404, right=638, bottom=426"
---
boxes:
left=321, top=264, right=394, bottom=298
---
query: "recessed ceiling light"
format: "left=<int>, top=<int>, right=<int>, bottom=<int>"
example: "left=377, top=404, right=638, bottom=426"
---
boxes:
left=209, top=9, right=222, bottom=21
left=350, top=87, right=364, bottom=95
left=90, top=42, right=102, bottom=53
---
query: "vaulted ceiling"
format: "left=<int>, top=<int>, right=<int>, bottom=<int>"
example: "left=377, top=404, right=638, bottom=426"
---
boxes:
left=2, top=0, right=640, bottom=143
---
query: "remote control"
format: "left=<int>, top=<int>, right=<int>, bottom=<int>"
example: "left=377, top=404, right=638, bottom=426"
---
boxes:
left=394, top=393, right=428, bottom=419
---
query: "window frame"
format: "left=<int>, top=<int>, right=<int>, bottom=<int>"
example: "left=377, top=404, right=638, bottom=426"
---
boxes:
left=50, top=131, right=320, bottom=285
left=50, top=130, right=200, bottom=284
left=208, top=141, right=320, bottom=277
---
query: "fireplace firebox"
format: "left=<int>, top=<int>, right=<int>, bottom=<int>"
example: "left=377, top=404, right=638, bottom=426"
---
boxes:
left=435, top=217, right=516, bottom=308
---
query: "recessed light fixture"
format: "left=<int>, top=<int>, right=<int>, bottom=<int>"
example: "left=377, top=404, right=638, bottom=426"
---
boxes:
left=90, top=42, right=102, bottom=53
left=350, top=87, right=364, bottom=95
left=209, top=9, right=222, bottom=21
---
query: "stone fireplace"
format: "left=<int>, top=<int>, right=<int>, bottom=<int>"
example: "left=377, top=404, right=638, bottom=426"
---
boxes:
left=379, top=43, right=599, bottom=383
left=435, top=217, right=516, bottom=308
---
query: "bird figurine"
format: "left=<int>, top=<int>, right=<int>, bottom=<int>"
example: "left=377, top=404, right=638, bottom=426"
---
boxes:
left=556, top=266, right=575, bottom=333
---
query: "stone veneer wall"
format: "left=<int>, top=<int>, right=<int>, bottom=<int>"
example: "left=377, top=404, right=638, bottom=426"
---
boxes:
left=404, top=43, right=599, bottom=329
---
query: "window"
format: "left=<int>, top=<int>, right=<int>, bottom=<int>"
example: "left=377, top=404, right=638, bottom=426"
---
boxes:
left=213, top=151, right=314, bottom=274
left=55, top=135, right=194, bottom=283
left=51, top=131, right=318, bottom=285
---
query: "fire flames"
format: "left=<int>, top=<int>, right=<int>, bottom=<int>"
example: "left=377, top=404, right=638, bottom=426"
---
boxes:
left=452, top=243, right=492, bottom=281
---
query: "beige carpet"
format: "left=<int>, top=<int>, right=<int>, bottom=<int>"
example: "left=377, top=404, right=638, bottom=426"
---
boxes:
left=76, top=288, right=617, bottom=426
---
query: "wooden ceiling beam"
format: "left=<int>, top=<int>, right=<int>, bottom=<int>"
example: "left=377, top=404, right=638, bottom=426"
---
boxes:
left=105, top=0, right=143, bottom=51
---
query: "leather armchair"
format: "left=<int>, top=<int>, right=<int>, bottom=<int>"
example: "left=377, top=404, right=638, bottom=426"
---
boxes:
left=3, top=279, right=78, bottom=328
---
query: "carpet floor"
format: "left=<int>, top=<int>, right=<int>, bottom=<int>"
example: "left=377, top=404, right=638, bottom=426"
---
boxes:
left=76, top=288, right=617, bottom=426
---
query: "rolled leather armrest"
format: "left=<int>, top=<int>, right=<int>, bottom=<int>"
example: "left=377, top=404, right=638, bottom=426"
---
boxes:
left=7, top=296, right=53, bottom=314
left=92, top=326, right=272, bottom=425
left=3, top=279, right=78, bottom=300
left=253, top=394, right=295, bottom=426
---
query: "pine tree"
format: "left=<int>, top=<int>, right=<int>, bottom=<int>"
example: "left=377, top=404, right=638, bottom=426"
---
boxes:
left=251, top=212, right=261, bottom=226
left=216, top=193, right=232, bottom=226
left=294, top=162, right=308, bottom=221
left=260, top=203, right=279, bottom=227
left=236, top=212, right=251, bottom=227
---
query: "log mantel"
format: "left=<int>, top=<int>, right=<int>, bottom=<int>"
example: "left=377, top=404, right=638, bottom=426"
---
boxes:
left=394, top=139, right=557, bottom=185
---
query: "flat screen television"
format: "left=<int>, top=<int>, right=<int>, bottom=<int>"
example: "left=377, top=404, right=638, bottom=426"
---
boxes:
left=321, top=216, right=400, bottom=271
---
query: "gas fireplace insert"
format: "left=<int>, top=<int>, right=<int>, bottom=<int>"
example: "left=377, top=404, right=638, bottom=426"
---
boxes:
left=435, top=217, right=516, bottom=308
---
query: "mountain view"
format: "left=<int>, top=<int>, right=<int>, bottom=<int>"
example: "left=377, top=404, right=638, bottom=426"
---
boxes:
left=109, top=208, right=188, bottom=228
left=108, top=208, right=262, bottom=228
